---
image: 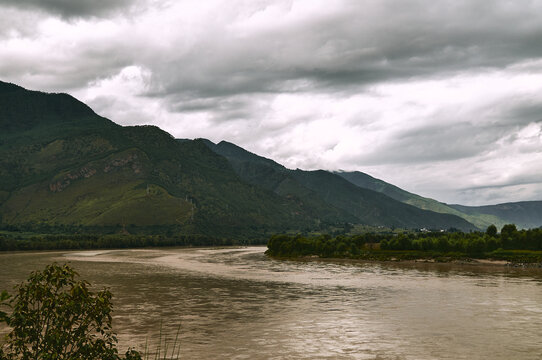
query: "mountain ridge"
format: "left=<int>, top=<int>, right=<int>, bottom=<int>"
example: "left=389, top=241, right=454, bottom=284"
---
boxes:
left=204, top=140, right=477, bottom=231
left=2, top=80, right=540, bottom=239
left=334, top=171, right=542, bottom=229
left=0, top=81, right=329, bottom=238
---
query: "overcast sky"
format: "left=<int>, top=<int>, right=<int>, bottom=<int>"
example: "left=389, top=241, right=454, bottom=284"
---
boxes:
left=1, top=0, right=542, bottom=205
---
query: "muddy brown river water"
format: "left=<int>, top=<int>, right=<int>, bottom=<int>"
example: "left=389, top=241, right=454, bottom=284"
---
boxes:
left=1, top=247, right=542, bottom=359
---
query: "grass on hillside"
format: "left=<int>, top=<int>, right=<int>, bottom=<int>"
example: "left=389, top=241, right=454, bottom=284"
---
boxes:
left=1, top=170, right=193, bottom=226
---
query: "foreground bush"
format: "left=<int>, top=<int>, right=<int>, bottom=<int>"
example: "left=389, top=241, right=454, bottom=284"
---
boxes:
left=0, top=264, right=142, bottom=360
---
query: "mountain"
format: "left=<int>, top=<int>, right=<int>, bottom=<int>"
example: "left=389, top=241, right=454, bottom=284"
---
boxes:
left=0, top=81, right=323, bottom=238
left=334, top=171, right=502, bottom=229
left=205, top=141, right=476, bottom=231
left=202, top=140, right=359, bottom=226
left=336, top=171, right=440, bottom=205
left=336, top=171, right=542, bottom=230
left=449, top=202, right=542, bottom=230
left=5, top=80, right=517, bottom=237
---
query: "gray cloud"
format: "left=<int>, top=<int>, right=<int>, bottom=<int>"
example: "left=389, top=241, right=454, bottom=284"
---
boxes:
left=2, top=0, right=542, bottom=205
left=0, top=23, right=137, bottom=92
left=464, top=175, right=542, bottom=193
left=144, top=0, right=542, bottom=104
left=505, top=102, right=542, bottom=125
left=356, top=97, right=542, bottom=166
left=364, top=123, right=500, bottom=164
left=0, top=7, right=42, bottom=37
left=0, top=0, right=138, bottom=18
left=6, top=0, right=542, bottom=102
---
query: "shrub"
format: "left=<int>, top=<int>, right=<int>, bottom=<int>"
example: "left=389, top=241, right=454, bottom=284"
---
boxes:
left=0, top=263, right=141, bottom=360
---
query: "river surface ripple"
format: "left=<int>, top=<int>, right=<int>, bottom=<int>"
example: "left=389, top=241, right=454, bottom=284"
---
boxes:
left=1, top=247, right=542, bottom=359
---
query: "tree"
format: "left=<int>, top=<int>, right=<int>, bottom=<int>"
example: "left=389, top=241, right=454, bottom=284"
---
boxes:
left=501, top=224, right=517, bottom=238
left=501, top=224, right=518, bottom=247
left=486, top=224, right=497, bottom=237
left=0, top=263, right=141, bottom=360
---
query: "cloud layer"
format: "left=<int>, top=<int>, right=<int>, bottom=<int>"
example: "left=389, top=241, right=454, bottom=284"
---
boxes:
left=0, top=0, right=140, bottom=18
left=1, top=0, right=542, bottom=205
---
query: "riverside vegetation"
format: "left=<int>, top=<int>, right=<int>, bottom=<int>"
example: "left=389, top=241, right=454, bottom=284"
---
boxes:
left=266, top=224, right=542, bottom=264
left=0, top=264, right=180, bottom=360
left=0, top=232, right=257, bottom=252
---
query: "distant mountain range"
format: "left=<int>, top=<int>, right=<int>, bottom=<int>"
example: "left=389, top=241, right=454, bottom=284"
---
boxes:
left=204, top=141, right=475, bottom=231
left=334, top=171, right=542, bottom=230
left=0, top=81, right=540, bottom=238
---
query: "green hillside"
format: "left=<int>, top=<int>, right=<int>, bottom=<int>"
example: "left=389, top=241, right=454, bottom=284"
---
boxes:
left=206, top=141, right=476, bottom=231
left=203, top=141, right=357, bottom=225
left=290, top=170, right=475, bottom=230
left=0, top=81, right=322, bottom=238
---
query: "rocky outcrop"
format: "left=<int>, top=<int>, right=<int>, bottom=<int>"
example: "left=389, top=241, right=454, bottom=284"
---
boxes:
left=104, top=153, right=141, bottom=174
left=49, top=153, right=142, bottom=193
left=49, top=167, right=97, bottom=192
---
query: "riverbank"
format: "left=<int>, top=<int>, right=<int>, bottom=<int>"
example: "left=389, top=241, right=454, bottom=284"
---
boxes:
left=267, top=251, right=542, bottom=269
left=0, top=232, right=262, bottom=251
left=266, top=231, right=542, bottom=268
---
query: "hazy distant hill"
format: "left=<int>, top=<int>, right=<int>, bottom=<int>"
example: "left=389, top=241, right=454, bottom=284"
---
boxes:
left=206, top=141, right=476, bottom=231
left=334, top=171, right=502, bottom=229
left=336, top=171, right=542, bottom=230
left=450, top=202, right=542, bottom=230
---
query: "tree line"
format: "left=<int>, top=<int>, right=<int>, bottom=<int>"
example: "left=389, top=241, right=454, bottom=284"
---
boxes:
left=266, top=224, right=542, bottom=261
left=0, top=233, right=265, bottom=252
left=380, top=224, right=542, bottom=252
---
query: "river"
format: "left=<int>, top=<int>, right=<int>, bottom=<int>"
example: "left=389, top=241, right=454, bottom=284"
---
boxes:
left=1, top=247, right=541, bottom=359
